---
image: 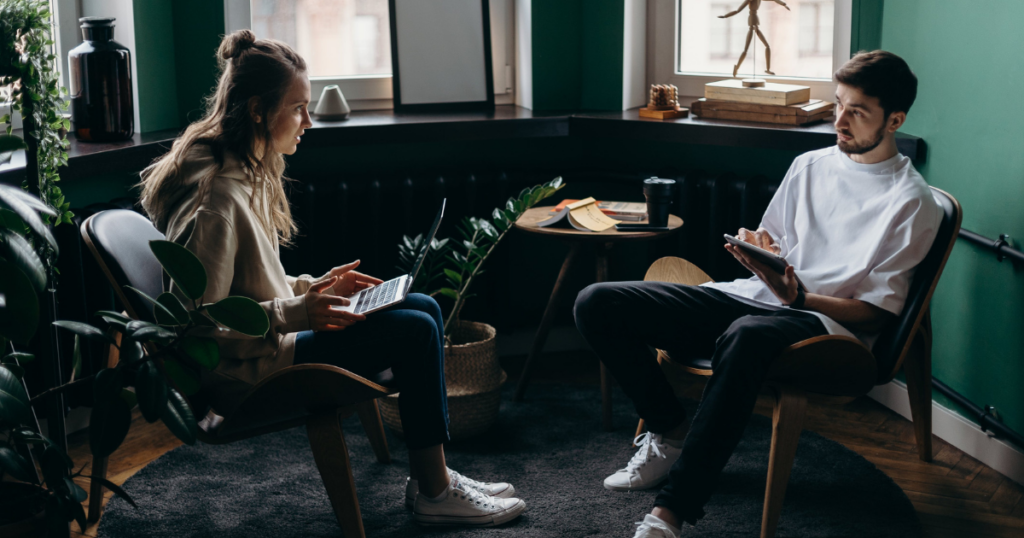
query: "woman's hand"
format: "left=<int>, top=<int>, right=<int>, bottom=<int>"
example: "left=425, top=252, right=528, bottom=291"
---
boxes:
left=326, top=260, right=384, bottom=298
left=305, top=276, right=366, bottom=331
left=737, top=227, right=781, bottom=254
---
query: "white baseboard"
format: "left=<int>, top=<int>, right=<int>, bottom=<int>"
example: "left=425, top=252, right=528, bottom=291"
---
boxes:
left=868, top=380, right=1024, bottom=486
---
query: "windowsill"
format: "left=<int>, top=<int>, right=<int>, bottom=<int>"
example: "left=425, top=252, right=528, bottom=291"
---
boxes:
left=0, top=104, right=924, bottom=184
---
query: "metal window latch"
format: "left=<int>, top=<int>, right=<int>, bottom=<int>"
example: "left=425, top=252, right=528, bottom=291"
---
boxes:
left=994, top=234, right=1011, bottom=262
left=982, top=405, right=1000, bottom=437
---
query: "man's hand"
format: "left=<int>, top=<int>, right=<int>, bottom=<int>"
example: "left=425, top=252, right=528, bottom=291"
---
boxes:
left=725, top=243, right=800, bottom=305
left=305, top=276, right=366, bottom=331
left=737, top=227, right=781, bottom=254
left=326, top=260, right=384, bottom=298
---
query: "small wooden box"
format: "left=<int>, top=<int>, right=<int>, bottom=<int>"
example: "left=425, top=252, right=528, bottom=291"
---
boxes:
left=639, top=106, right=689, bottom=120
left=705, top=79, right=811, bottom=106
left=691, top=98, right=833, bottom=126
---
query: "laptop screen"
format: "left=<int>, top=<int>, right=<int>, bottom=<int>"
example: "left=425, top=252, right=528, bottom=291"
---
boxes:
left=409, top=199, right=446, bottom=285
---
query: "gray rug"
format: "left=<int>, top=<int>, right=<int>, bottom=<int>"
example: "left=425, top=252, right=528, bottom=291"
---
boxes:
left=97, top=384, right=919, bottom=537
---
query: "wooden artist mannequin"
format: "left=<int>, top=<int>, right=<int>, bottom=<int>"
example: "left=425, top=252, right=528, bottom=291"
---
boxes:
left=719, top=0, right=790, bottom=78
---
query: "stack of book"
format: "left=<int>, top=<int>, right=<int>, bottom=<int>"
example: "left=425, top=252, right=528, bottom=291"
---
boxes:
left=691, top=79, right=832, bottom=126
left=548, top=199, right=648, bottom=221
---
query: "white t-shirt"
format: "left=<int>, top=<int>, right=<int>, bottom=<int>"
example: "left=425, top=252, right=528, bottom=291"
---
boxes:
left=703, top=146, right=943, bottom=347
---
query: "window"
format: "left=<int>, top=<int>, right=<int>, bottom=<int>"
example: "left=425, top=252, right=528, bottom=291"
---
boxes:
left=651, top=0, right=851, bottom=100
left=227, top=0, right=516, bottom=110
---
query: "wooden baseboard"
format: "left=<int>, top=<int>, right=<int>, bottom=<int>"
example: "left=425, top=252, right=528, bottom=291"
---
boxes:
left=869, top=379, right=1024, bottom=486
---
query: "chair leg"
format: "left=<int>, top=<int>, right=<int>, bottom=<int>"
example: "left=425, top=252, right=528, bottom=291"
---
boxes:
left=307, top=411, right=365, bottom=538
left=356, top=399, right=391, bottom=464
left=903, top=329, right=933, bottom=462
left=634, top=418, right=647, bottom=445
left=87, top=455, right=108, bottom=522
left=761, top=386, right=807, bottom=538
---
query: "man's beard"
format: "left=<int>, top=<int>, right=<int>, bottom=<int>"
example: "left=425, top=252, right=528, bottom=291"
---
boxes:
left=837, top=124, right=886, bottom=155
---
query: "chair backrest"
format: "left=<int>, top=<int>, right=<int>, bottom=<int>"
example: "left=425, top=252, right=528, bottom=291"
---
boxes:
left=872, top=187, right=962, bottom=383
left=81, top=209, right=166, bottom=323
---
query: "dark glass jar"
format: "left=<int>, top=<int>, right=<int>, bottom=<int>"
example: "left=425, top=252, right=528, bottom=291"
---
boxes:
left=68, top=17, right=134, bottom=142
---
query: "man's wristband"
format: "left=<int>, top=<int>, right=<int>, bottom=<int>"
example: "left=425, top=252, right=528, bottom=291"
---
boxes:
left=789, top=288, right=806, bottom=309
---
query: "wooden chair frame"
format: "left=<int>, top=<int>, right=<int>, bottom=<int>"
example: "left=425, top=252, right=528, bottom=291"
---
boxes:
left=81, top=211, right=396, bottom=538
left=635, top=188, right=961, bottom=538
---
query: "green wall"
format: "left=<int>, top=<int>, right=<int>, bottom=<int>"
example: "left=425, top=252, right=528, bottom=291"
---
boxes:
left=132, top=0, right=179, bottom=132
left=532, top=0, right=624, bottom=111
left=882, top=1, right=1024, bottom=435
left=171, top=0, right=225, bottom=126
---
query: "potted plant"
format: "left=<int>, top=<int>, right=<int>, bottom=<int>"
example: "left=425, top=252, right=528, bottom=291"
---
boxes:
left=0, top=184, right=270, bottom=537
left=380, top=177, right=564, bottom=440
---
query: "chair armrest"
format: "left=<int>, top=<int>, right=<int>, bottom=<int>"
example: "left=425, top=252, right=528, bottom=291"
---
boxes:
left=770, top=335, right=878, bottom=397
left=208, top=364, right=396, bottom=441
left=644, top=257, right=714, bottom=286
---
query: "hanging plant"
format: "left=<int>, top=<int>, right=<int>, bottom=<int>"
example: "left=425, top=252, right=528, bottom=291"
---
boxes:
left=1, top=0, right=73, bottom=282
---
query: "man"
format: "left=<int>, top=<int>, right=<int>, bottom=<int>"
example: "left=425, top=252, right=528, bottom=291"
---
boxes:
left=574, top=51, right=942, bottom=537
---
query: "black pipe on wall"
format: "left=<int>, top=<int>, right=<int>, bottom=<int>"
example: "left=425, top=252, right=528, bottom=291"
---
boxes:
left=932, top=379, right=1024, bottom=452
left=958, top=228, right=1024, bottom=264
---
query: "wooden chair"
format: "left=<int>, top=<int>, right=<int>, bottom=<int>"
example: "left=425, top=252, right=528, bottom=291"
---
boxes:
left=81, top=209, right=397, bottom=538
left=636, top=187, right=961, bottom=538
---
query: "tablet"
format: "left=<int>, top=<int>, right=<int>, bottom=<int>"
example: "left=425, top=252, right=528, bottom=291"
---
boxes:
left=723, top=234, right=807, bottom=291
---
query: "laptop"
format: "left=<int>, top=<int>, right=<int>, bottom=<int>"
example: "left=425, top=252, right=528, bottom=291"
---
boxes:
left=335, top=199, right=446, bottom=315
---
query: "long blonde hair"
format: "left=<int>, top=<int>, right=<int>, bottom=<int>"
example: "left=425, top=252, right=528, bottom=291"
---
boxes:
left=140, top=30, right=305, bottom=244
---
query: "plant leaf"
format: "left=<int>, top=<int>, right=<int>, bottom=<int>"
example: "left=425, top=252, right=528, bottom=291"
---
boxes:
left=0, top=228, right=46, bottom=292
left=437, top=287, right=459, bottom=300
left=156, top=292, right=189, bottom=325
left=2, top=352, right=34, bottom=363
left=88, top=395, right=131, bottom=458
left=64, top=476, right=87, bottom=502
left=71, top=335, right=82, bottom=378
left=163, top=359, right=200, bottom=396
left=0, top=259, right=39, bottom=345
left=85, top=475, right=137, bottom=508
left=136, top=361, right=168, bottom=423
left=161, top=388, right=197, bottom=445
left=124, top=285, right=179, bottom=324
left=53, top=320, right=112, bottom=344
left=443, top=268, right=463, bottom=285
left=92, top=368, right=123, bottom=406
left=189, top=310, right=218, bottom=327
left=126, top=320, right=176, bottom=343
left=181, top=335, right=219, bottom=370
left=149, top=240, right=207, bottom=300
left=0, top=134, right=27, bottom=152
left=120, top=339, right=144, bottom=364
left=0, top=362, right=32, bottom=425
left=205, top=296, right=269, bottom=337
left=0, top=445, right=37, bottom=483
left=0, top=184, right=58, bottom=253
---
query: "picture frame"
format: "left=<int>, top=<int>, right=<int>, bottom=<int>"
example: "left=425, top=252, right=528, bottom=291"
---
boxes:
left=388, top=0, right=495, bottom=112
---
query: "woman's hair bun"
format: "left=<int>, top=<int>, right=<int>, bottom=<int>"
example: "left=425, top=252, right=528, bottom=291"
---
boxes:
left=219, top=29, right=257, bottom=61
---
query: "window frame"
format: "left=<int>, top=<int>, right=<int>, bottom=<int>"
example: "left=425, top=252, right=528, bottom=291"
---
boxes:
left=650, top=0, right=852, bottom=101
left=225, top=0, right=516, bottom=111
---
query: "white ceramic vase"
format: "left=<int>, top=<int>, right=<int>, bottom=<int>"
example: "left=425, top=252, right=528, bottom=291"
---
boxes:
left=313, top=84, right=351, bottom=121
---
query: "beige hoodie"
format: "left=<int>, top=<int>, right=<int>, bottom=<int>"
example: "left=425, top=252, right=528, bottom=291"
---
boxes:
left=152, top=144, right=319, bottom=415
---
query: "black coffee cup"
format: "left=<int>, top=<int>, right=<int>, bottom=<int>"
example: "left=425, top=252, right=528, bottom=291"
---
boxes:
left=643, top=177, right=676, bottom=227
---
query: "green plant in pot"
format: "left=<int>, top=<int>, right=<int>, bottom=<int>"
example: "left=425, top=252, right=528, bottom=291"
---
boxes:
left=0, top=184, right=269, bottom=537
left=381, top=177, right=564, bottom=440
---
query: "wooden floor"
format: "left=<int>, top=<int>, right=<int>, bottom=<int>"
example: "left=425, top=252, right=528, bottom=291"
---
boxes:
left=63, top=349, right=1024, bottom=538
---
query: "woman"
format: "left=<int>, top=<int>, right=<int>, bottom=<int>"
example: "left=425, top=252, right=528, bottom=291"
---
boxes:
left=139, top=30, right=525, bottom=527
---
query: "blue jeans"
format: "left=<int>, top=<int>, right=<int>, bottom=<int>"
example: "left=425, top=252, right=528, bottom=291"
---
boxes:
left=294, top=293, right=450, bottom=450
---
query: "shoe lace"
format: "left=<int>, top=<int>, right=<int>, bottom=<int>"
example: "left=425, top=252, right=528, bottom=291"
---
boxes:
left=625, top=432, right=667, bottom=473
left=453, top=480, right=497, bottom=509
left=448, top=469, right=486, bottom=490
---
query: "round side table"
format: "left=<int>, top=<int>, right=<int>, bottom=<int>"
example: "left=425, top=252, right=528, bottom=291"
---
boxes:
left=512, top=206, right=683, bottom=431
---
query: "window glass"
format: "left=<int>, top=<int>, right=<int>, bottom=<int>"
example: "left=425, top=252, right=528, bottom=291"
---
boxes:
left=250, top=0, right=391, bottom=78
left=678, top=0, right=834, bottom=79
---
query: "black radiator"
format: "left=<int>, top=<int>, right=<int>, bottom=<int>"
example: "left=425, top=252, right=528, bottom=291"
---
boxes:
left=43, top=168, right=783, bottom=401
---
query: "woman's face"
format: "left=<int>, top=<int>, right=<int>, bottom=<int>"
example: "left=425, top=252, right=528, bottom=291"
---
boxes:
left=268, top=73, right=312, bottom=155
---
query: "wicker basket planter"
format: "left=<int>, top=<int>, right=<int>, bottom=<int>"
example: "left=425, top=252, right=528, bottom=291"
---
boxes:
left=380, top=321, right=506, bottom=441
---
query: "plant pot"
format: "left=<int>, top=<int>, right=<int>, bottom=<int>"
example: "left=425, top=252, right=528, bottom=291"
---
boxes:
left=0, top=483, right=48, bottom=537
left=380, top=321, right=505, bottom=441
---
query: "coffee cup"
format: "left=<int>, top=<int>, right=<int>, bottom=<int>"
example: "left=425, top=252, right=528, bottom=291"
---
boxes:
left=643, top=177, right=676, bottom=227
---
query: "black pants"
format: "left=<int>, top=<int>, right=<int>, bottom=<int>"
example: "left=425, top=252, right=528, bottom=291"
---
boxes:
left=574, top=282, right=827, bottom=523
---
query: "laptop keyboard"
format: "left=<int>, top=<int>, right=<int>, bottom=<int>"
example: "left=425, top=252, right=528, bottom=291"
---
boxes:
left=355, top=278, right=400, bottom=314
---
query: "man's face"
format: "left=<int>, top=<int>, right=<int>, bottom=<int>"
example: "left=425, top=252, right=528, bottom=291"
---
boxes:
left=833, top=83, right=888, bottom=155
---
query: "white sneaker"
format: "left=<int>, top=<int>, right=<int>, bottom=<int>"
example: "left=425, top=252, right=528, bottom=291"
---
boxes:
left=604, top=432, right=682, bottom=491
left=413, top=476, right=526, bottom=527
left=632, top=514, right=681, bottom=538
left=405, top=468, right=516, bottom=509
